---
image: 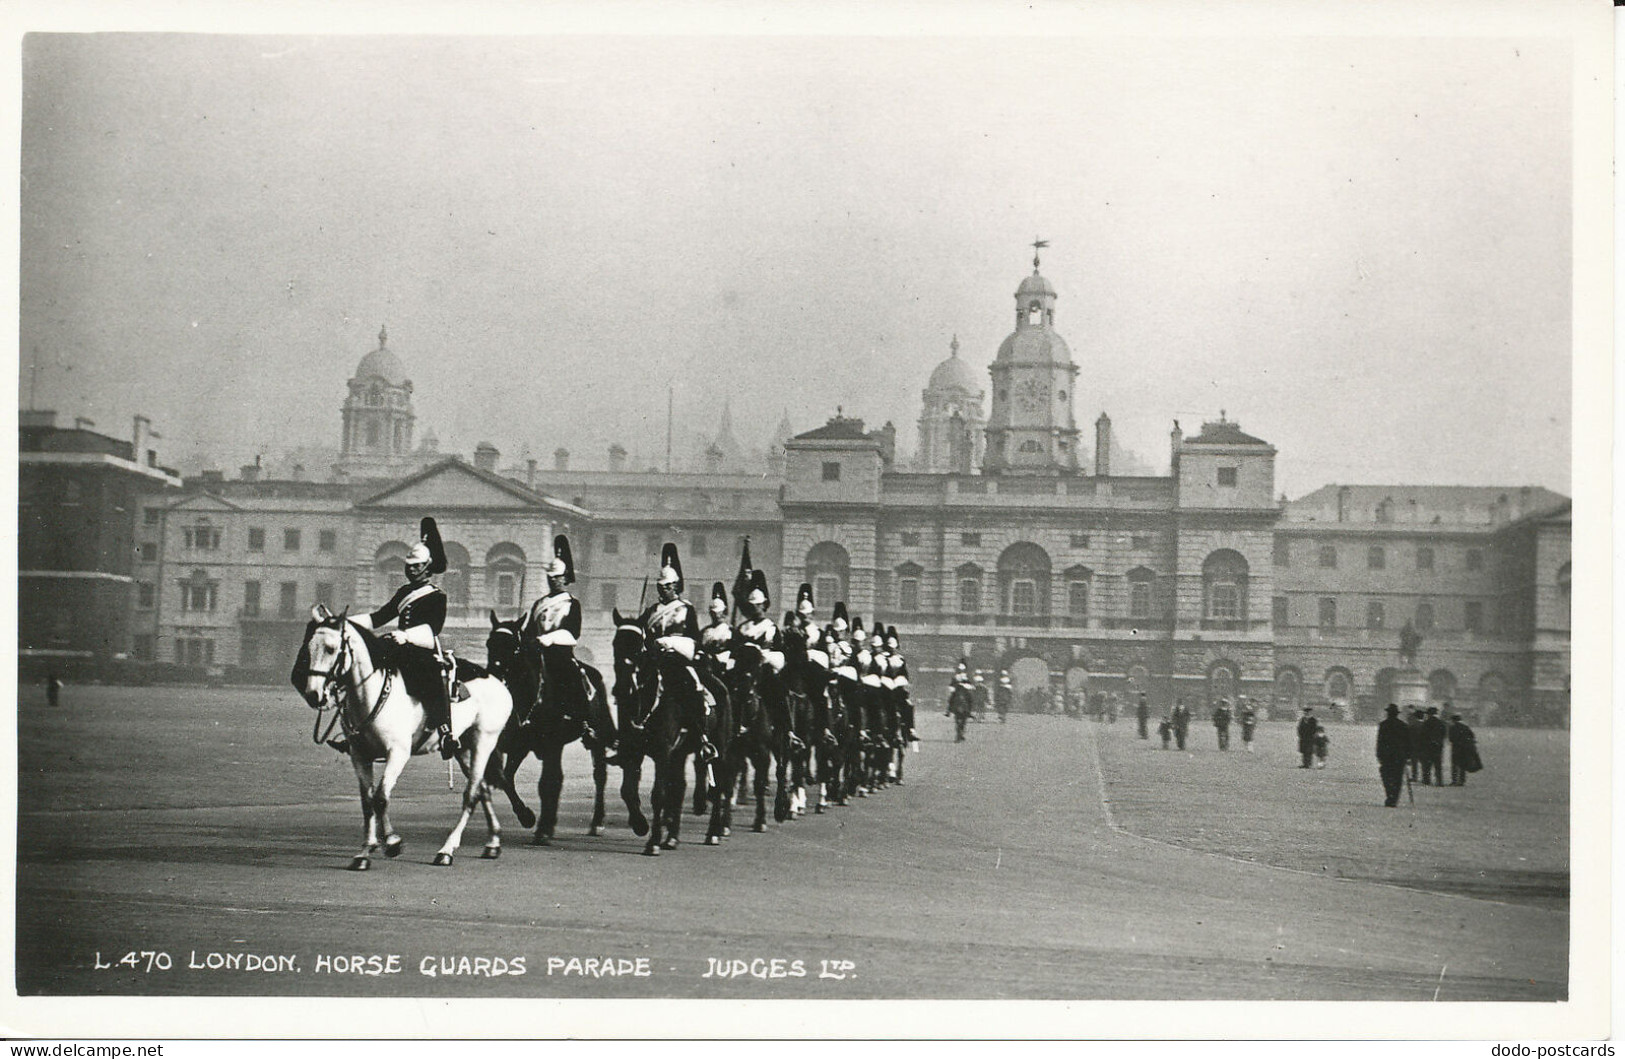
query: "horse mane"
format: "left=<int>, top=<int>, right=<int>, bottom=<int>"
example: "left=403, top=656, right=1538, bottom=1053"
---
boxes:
left=340, top=618, right=390, bottom=672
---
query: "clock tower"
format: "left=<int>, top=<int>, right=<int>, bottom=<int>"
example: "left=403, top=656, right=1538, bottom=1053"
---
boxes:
left=983, top=245, right=1081, bottom=475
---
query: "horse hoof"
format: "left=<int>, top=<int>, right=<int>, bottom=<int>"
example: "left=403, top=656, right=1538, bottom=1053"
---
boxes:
left=515, top=808, right=537, bottom=830
left=588, top=824, right=606, bottom=837
left=704, top=834, right=720, bottom=846
left=481, top=845, right=501, bottom=860
left=722, top=827, right=732, bottom=837
left=384, top=837, right=404, bottom=858
left=814, top=805, right=825, bottom=814
left=349, top=856, right=370, bottom=872
left=630, top=815, right=650, bottom=837
left=753, top=821, right=767, bottom=833
left=433, top=853, right=454, bottom=867
left=530, top=833, right=551, bottom=847
left=661, top=836, right=679, bottom=850
left=642, top=845, right=660, bottom=857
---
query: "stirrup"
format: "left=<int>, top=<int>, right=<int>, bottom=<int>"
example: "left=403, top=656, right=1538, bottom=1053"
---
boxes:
left=438, top=726, right=460, bottom=759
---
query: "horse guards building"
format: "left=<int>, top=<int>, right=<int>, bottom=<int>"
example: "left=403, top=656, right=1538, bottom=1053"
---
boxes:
left=20, top=258, right=1572, bottom=725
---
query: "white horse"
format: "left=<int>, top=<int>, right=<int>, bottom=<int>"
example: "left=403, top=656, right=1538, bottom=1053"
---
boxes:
left=300, top=604, right=514, bottom=870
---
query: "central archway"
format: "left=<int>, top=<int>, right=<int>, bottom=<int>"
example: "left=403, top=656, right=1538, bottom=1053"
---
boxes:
left=1008, top=655, right=1052, bottom=714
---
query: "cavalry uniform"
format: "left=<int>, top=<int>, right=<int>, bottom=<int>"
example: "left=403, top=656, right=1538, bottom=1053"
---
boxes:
left=526, top=534, right=617, bottom=749
left=698, top=582, right=735, bottom=676
left=356, top=516, right=456, bottom=757
left=883, top=626, right=913, bottom=742
left=639, top=543, right=715, bottom=748
left=787, top=583, right=829, bottom=673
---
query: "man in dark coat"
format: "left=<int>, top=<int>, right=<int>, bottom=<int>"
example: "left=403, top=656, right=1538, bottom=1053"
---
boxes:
left=994, top=672, right=1013, bottom=723
left=1136, top=692, right=1150, bottom=739
left=1170, top=698, right=1191, bottom=750
left=1238, top=699, right=1258, bottom=752
left=1419, top=706, right=1448, bottom=785
left=1295, top=706, right=1319, bottom=768
left=1447, top=713, right=1481, bottom=785
left=1406, top=708, right=1426, bottom=781
left=1212, top=698, right=1233, bottom=750
left=1375, top=703, right=1410, bottom=806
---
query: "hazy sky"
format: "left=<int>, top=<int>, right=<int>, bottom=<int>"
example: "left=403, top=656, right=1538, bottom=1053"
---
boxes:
left=19, top=30, right=1573, bottom=497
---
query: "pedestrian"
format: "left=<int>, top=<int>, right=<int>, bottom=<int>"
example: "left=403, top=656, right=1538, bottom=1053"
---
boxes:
left=1239, top=699, right=1258, bottom=752
left=1171, top=698, right=1191, bottom=750
left=1375, top=703, right=1409, bottom=807
left=994, top=671, right=1012, bottom=724
left=1295, top=706, right=1318, bottom=768
left=1136, top=692, right=1150, bottom=740
left=1447, top=713, right=1482, bottom=785
left=1212, top=698, right=1233, bottom=750
left=1313, top=725, right=1329, bottom=768
left=1420, top=706, right=1448, bottom=785
left=1157, top=714, right=1173, bottom=749
left=45, top=671, right=62, bottom=708
left=1406, top=708, right=1425, bottom=781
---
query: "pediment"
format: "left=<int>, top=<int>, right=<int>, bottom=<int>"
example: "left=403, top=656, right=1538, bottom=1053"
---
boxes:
left=359, top=460, right=541, bottom=511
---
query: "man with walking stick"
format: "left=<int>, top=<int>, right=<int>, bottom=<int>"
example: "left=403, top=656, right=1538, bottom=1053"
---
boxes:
left=1376, top=703, right=1410, bottom=808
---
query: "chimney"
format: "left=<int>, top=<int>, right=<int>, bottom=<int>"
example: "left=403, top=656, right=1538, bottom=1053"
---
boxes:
left=1094, top=412, right=1113, bottom=477
left=74, top=416, right=96, bottom=432
left=21, top=409, right=57, bottom=429
left=1336, top=485, right=1351, bottom=523
left=199, top=469, right=225, bottom=484
left=132, top=415, right=150, bottom=458
left=525, top=458, right=538, bottom=489
left=608, top=443, right=627, bottom=473
left=473, top=441, right=499, bottom=472
left=1169, top=420, right=1183, bottom=475
left=291, top=463, right=306, bottom=482
left=239, top=455, right=261, bottom=482
left=553, top=447, right=570, bottom=472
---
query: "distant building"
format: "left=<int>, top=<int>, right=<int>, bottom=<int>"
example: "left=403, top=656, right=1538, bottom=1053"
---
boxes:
left=19, top=411, right=181, bottom=672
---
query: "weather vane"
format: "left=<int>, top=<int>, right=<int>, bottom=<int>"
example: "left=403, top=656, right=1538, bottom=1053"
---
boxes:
left=1031, top=237, right=1049, bottom=270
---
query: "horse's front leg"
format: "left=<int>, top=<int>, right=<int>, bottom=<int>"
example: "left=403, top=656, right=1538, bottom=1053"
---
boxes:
left=349, top=756, right=379, bottom=871
left=435, top=736, right=498, bottom=866
left=643, top=754, right=667, bottom=855
left=773, top=740, right=792, bottom=822
left=532, top=743, right=565, bottom=846
left=662, top=753, right=687, bottom=850
left=499, top=738, right=537, bottom=831
left=753, top=747, right=770, bottom=831
left=691, top=756, right=708, bottom=817
left=705, top=754, right=729, bottom=845
left=372, top=749, right=411, bottom=862
left=620, top=750, right=649, bottom=838
left=589, top=747, right=608, bottom=837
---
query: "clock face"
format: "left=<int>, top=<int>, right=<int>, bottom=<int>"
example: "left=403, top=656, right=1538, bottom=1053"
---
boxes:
left=1015, top=378, right=1050, bottom=414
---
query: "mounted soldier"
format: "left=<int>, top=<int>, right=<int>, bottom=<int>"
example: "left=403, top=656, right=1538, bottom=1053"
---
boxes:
left=883, top=625, right=913, bottom=743
left=698, top=581, right=735, bottom=679
left=638, top=542, right=717, bottom=761
left=523, top=533, right=619, bottom=758
left=351, top=516, right=459, bottom=759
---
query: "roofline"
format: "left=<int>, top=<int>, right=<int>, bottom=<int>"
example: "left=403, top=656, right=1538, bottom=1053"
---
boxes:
left=356, top=457, right=594, bottom=518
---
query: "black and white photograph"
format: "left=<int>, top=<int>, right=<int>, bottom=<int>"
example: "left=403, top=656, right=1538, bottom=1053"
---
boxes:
left=4, top=0, right=1611, bottom=1043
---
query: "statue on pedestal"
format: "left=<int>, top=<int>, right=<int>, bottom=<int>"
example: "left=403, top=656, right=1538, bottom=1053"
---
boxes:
left=1398, top=619, right=1423, bottom=668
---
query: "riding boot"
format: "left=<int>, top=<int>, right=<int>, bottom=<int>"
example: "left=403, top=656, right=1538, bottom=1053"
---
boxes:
left=328, top=737, right=351, bottom=755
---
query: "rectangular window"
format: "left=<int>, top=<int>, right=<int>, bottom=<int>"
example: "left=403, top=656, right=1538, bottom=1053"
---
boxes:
left=1366, top=601, right=1385, bottom=629
left=279, top=581, right=299, bottom=618
left=1367, top=546, right=1385, bottom=570
left=898, top=578, right=920, bottom=613
left=497, top=573, right=517, bottom=608
left=961, top=532, right=981, bottom=547
left=959, top=578, right=981, bottom=613
left=1217, top=467, right=1238, bottom=487
left=599, top=583, right=618, bottom=609
left=247, top=527, right=265, bottom=552
left=1010, top=580, right=1037, bottom=616
left=318, top=529, right=338, bottom=552
left=183, top=526, right=221, bottom=550
left=1416, top=547, right=1434, bottom=571
left=138, top=542, right=158, bottom=562
left=136, top=582, right=156, bottom=609
left=821, top=462, right=841, bottom=481
left=1466, top=549, right=1483, bottom=571
left=284, top=529, right=301, bottom=552
left=144, top=508, right=161, bottom=526
left=1129, top=581, right=1152, bottom=619
left=1318, top=545, right=1337, bottom=569
left=1070, top=534, right=1090, bottom=549
left=180, top=582, right=217, bottom=613
left=243, top=581, right=260, bottom=617
left=1210, top=584, right=1240, bottom=620
left=315, top=582, right=334, bottom=607
left=690, top=535, right=707, bottom=557
left=1318, top=597, right=1337, bottom=629
left=1068, top=581, right=1089, bottom=617
left=177, top=638, right=216, bottom=666
left=899, top=532, right=921, bottom=547
left=1131, top=535, right=1152, bottom=550
left=1273, top=537, right=1290, bottom=566
left=602, top=534, right=620, bottom=555
left=1272, top=596, right=1289, bottom=627
left=1415, top=601, right=1434, bottom=630
left=1464, top=600, right=1483, bottom=633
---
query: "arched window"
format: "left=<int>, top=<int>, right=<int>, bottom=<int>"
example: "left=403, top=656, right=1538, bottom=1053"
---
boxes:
left=1275, top=666, right=1303, bottom=711
left=374, top=541, right=412, bottom=598
left=1427, top=669, right=1457, bottom=703
left=1325, top=668, right=1353, bottom=706
left=1202, top=549, right=1249, bottom=623
left=1027, top=302, right=1042, bottom=325
left=486, top=542, right=528, bottom=612
left=1126, top=566, right=1156, bottom=620
left=806, top=541, right=851, bottom=609
left=441, top=541, right=472, bottom=615
left=997, top=542, right=1052, bottom=618
left=365, top=420, right=380, bottom=447
left=1477, top=671, right=1507, bottom=713
left=894, top=562, right=924, bottom=613
left=1207, top=660, right=1238, bottom=706
left=956, top=562, right=983, bottom=613
left=1018, top=440, right=1043, bottom=454
left=1063, top=565, right=1093, bottom=618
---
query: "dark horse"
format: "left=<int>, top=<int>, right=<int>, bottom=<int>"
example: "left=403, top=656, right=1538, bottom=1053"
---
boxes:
left=720, top=641, right=778, bottom=832
left=610, top=610, right=731, bottom=853
left=482, top=612, right=611, bottom=845
left=778, top=624, right=827, bottom=816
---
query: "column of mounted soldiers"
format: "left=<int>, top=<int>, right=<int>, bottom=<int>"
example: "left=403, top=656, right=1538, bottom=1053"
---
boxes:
left=328, top=519, right=921, bottom=848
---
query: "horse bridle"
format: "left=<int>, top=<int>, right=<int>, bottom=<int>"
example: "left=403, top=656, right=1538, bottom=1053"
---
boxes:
left=305, top=621, right=353, bottom=709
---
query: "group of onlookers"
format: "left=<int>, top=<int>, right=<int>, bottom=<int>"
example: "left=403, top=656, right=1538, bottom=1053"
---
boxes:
left=1375, top=703, right=1482, bottom=806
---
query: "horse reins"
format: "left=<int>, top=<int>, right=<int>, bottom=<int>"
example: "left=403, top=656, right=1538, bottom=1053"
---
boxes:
left=306, top=622, right=394, bottom=745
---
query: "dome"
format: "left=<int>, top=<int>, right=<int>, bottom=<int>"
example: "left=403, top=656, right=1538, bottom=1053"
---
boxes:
left=995, top=327, right=1072, bottom=363
left=927, top=350, right=982, bottom=394
left=353, top=326, right=409, bottom=387
left=1016, top=271, right=1056, bottom=298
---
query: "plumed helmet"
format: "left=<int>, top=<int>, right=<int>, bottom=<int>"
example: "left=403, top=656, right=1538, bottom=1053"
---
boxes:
left=658, top=542, right=683, bottom=588
left=709, top=581, right=728, bottom=615
left=408, top=517, right=447, bottom=574
left=544, top=534, right=575, bottom=583
left=852, top=616, right=867, bottom=641
left=886, top=625, right=899, bottom=648
left=747, top=568, right=770, bottom=610
left=732, top=536, right=755, bottom=608
left=797, top=582, right=815, bottom=616
left=871, top=620, right=886, bottom=642
left=832, top=601, right=849, bottom=630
